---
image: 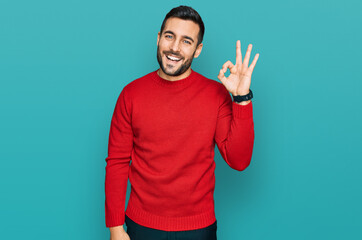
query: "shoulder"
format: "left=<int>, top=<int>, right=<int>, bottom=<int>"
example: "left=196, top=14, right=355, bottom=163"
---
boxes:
left=192, top=70, right=230, bottom=97
left=121, top=70, right=155, bottom=95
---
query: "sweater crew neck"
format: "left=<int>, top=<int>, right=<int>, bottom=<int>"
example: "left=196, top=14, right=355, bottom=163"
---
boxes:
left=151, top=69, right=197, bottom=87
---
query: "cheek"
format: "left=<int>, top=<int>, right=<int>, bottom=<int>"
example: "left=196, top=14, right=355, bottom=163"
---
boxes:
left=159, top=40, right=171, bottom=49
left=184, top=49, right=195, bottom=59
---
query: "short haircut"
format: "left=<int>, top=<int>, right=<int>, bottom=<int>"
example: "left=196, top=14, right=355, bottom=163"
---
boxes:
left=160, top=6, right=205, bottom=45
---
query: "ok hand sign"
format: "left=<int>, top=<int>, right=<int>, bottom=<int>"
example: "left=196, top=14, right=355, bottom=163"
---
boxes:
left=218, top=40, right=259, bottom=96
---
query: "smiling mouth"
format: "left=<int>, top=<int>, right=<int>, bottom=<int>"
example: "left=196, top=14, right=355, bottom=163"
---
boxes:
left=166, top=54, right=182, bottom=62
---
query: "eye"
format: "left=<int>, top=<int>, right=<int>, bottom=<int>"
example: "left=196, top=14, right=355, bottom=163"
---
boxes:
left=165, top=35, right=173, bottom=39
left=183, top=40, right=191, bottom=45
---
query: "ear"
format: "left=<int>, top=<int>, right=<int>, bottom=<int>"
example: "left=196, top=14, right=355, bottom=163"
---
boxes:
left=157, top=32, right=160, bottom=46
left=193, top=43, right=203, bottom=58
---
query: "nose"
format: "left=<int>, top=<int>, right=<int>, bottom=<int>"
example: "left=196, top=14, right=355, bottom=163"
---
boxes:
left=170, top=40, right=180, bottom=52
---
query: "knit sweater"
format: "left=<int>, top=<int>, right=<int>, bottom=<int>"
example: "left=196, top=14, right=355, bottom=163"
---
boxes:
left=105, top=69, right=254, bottom=231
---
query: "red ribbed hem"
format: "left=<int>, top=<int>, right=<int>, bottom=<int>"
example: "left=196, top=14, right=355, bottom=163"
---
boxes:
left=125, top=202, right=216, bottom=231
left=232, top=101, right=253, bottom=119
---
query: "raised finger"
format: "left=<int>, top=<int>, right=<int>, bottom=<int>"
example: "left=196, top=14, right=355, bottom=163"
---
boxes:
left=236, top=40, right=242, bottom=66
left=248, top=53, right=259, bottom=74
left=218, top=69, right=225, bottom=82
left=243, top=44, right=253, bottom=67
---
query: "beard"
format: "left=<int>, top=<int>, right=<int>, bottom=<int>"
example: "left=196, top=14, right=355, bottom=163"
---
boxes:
left=157, top=45, right=196, bottom=77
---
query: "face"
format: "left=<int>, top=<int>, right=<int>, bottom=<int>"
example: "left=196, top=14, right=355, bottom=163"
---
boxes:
left=157, top=17, right=203, bottom=80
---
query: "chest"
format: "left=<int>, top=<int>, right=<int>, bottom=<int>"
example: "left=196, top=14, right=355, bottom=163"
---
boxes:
left=131, top=90, right=219, bottom=142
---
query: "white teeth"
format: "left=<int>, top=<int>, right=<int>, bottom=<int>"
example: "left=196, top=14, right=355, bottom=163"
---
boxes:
left=166, top=55, right=181, bottom=61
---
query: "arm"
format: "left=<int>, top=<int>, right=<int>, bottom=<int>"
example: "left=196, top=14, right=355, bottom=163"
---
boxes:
left=215, top=89, right=254, bottom=171
left=215, top=40, right=259, bottom=170
left=105, top=87, right=133, bottom=229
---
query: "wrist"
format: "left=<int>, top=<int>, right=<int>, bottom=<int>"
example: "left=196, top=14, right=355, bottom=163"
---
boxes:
left=235, top=90, right=250, bottom=95
left=235, top=100, right=251, bottom=105
left=110, top=225, right=124, bottom=233
left=232, top=89, right=253, bottom=103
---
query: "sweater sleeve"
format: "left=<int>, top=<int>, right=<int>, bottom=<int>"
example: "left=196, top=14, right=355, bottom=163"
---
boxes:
left=214, top=87, right=255, bottom=171
left=105, top=87, right=133, bottom=227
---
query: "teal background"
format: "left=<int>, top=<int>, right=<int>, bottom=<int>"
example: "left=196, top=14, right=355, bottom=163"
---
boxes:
left=1, top=0, right=361, bottom=239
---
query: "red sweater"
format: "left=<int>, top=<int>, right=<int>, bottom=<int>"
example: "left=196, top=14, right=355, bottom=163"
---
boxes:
left=105, top=69, right=254, bottom=231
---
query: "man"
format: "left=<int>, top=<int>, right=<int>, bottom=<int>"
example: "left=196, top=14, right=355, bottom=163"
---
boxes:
left=105, top=5, right=259, bottom=240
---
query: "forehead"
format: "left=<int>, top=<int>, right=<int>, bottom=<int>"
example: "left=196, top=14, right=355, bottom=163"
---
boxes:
left=162, top=17, right=200, bottom=39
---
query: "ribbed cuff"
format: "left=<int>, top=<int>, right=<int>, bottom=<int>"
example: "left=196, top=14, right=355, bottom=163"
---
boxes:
left=232, top=101, right=253, bottom=119
left=105, top=210, right=125, bottom=228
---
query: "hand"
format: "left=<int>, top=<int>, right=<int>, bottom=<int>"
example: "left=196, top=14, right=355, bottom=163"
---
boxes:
left=218, top=40, right=259, bottom=96
left=110, top=225, right=130, bottom=240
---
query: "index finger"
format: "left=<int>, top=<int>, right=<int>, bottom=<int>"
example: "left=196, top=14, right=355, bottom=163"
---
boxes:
left=236, top=40, right=242, bottom=65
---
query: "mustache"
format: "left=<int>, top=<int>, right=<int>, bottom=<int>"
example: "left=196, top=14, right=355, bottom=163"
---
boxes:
left=163, top=51, right=183, bottom=59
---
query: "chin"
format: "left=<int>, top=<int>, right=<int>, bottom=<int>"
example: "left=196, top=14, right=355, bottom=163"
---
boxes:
left=163, top=65, right=181, bottom=76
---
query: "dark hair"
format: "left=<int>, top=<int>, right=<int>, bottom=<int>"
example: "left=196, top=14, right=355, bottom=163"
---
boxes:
left=160, top=6, right=205, bottom=45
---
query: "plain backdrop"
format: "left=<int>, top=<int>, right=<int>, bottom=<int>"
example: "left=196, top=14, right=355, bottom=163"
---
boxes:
left=0, top=0, right=361, bottom=239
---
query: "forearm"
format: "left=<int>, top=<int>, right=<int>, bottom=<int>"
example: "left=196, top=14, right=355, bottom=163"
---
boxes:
left=222, top=115, right=254, bottom=171
left=216, top=101, right=254, bottom=171
left=105, top=157, right=130, bottom=227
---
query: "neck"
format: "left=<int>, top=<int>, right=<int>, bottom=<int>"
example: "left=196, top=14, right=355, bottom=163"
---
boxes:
left=157, top=68, right=192, bottom=81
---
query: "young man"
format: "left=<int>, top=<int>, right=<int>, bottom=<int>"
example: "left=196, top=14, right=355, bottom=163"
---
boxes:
left=105, top=5, right=259, bottom=240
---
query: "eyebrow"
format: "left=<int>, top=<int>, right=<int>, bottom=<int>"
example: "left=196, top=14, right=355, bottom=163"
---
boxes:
left=163, top=30, right=195, bottom=43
